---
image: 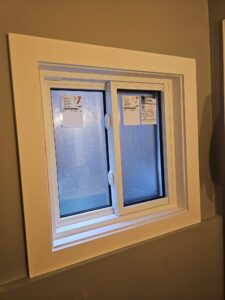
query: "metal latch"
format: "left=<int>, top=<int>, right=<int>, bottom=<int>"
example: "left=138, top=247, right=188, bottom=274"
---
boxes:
left=108, top=170, right=114, bottom=186
left=104, top=113, right=111, bottom=129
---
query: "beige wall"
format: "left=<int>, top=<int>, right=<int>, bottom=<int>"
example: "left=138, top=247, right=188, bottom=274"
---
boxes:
left=208, top=0, right=225, bottom=213
left=0, top=217, right=223, bottom=300
left=0, top=0, right=223, bottom=299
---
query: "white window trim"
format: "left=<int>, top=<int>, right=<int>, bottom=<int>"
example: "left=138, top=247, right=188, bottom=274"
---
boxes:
left=9, top=33, right=201, bottom=277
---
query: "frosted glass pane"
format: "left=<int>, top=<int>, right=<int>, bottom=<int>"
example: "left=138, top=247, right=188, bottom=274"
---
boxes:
left=51, top=89, right=111, bottom=217
left=118, top=90, right=165, bottom=206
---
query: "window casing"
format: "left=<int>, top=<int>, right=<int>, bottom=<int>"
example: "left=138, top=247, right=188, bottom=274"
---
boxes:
left=9, top=34, right=201, bottom=277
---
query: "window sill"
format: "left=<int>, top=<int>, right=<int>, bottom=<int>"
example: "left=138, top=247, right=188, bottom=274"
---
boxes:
left=53, top=205, right=184, bottom=250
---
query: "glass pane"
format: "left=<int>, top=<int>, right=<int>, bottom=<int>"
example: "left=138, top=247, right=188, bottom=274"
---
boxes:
left=51, top=89, right=111, bottom=217
left=118, top=90, right=165, bottom=206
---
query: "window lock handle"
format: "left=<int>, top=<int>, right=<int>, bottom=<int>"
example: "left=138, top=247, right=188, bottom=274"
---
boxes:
left=108, top=170, right=114, bottom=186
left=105, top=113, right=111, bottom=129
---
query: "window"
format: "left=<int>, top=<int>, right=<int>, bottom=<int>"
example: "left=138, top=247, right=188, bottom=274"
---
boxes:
left=9, top=33, right=201, bottom=277
left=42, top=77, right=171, bottom=243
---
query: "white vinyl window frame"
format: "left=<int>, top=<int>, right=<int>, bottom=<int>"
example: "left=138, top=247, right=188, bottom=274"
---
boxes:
left=40, top=74, right=175, bottom=241
left=9, top=33, right=201, bottom=277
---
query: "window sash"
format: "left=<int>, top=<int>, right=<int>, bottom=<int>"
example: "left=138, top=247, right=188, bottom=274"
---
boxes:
left=107, top=81, right=175, bottom=216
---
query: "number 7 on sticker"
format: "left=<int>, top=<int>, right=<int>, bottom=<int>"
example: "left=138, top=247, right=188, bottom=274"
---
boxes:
left=77, top=96, right=81, bottom=105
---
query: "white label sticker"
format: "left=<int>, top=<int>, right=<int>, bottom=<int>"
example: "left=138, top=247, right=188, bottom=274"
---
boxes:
left=141, top=96, right=157, bottom=125
left=122, top=95, right=140, bottom=125
left=62, top=95, right=83, bottom=127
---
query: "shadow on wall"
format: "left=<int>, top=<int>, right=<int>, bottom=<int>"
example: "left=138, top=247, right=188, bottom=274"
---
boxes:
left=198, top=93, right=220, bottom=217
left=209, top=100, right=225, bottom=216
left=208, top=11, right=225, bottom=217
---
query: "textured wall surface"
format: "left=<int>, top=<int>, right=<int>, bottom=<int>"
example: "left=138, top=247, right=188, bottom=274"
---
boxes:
left=0, top=217, right=223, bottom=300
